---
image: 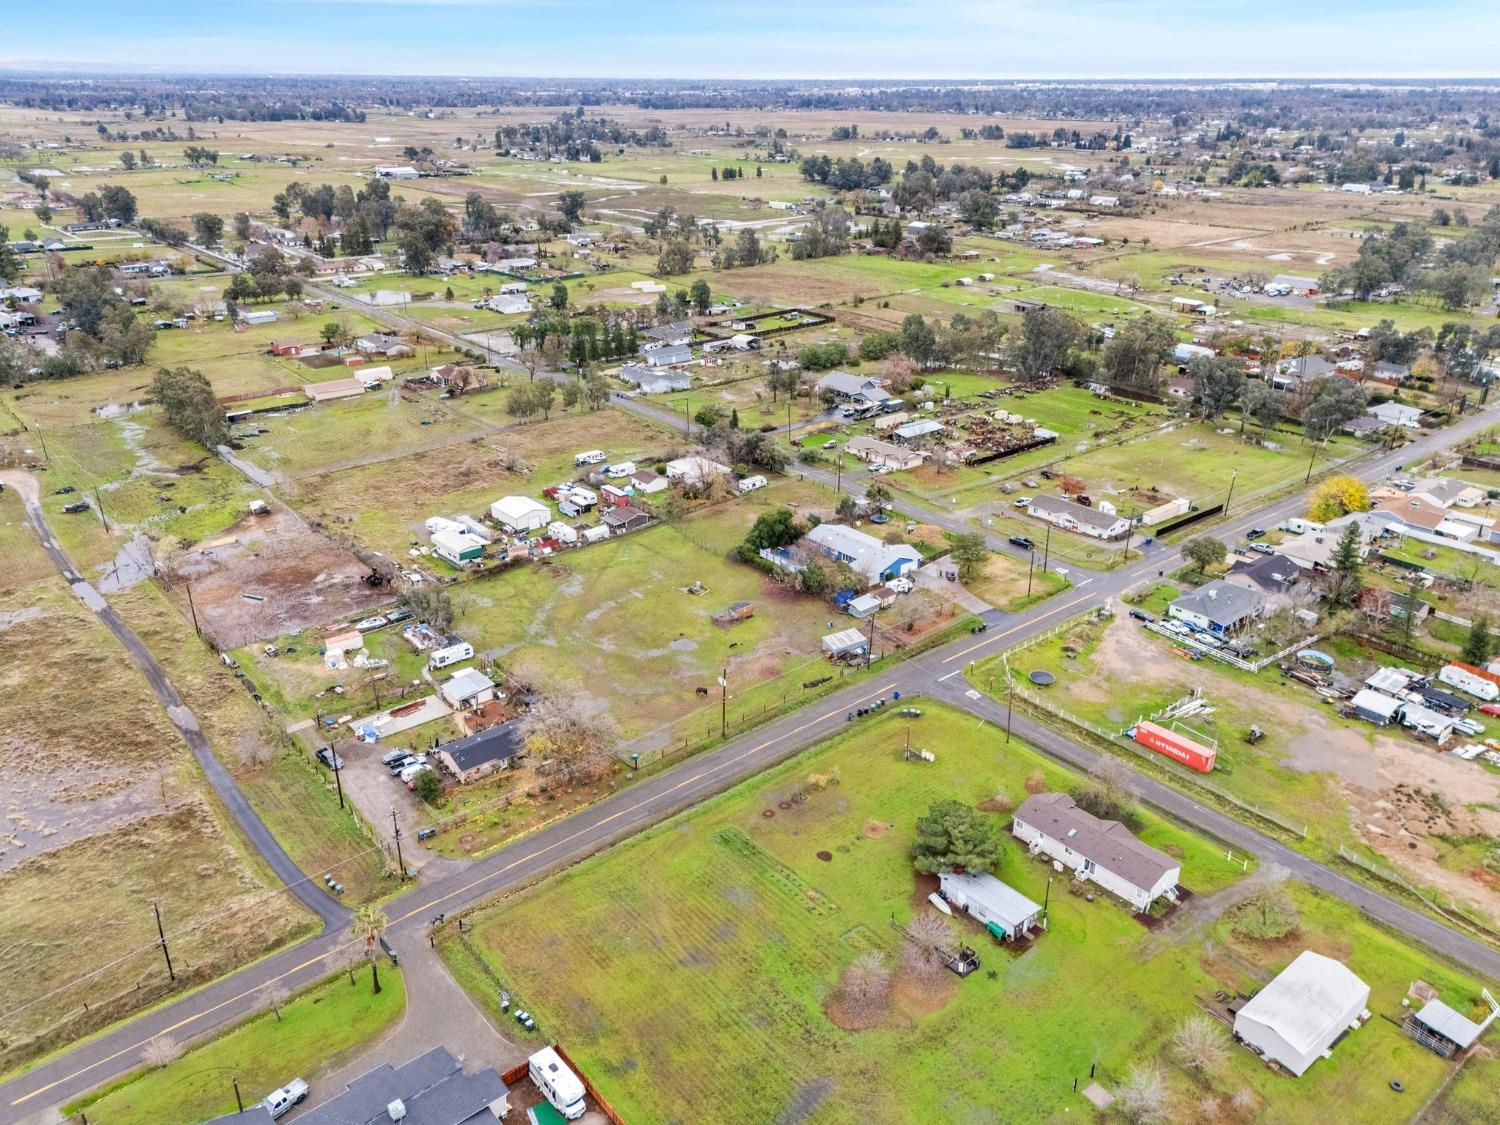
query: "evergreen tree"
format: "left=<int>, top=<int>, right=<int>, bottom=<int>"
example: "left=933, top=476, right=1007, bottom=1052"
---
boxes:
left=1327, top=522, right=1364, bottom=608
left=1461, top=615, right=1493, bottom=665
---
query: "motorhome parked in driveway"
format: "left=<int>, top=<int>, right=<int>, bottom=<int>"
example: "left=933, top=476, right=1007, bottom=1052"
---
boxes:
left=529, top=1047, right=587, bottom=1120
left=428, top=641, right=474, bottom=669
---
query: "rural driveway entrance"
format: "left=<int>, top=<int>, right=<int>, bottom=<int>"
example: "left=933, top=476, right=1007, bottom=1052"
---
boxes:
left=334, top=743, right=462, bottom=881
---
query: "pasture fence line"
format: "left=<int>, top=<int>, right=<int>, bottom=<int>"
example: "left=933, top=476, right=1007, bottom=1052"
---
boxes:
left=1336, top=846, right=1500, bottom=946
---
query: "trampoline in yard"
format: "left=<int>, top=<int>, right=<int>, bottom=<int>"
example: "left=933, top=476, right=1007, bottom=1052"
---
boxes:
left=1028, top=670, right=1056, bottom=687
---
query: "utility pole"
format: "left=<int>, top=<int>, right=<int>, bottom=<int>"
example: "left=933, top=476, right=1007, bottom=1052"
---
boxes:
left=94, top=489, right=109, bottom=533
left=1005, top=673, right=1014, bottom=744
left=835, top=451, right=844, bottom=494
left=185, top=581, right=200, bottom=636
left=1025, top=548, right=1035, bottom=597
left=330, top=747, right=345, bottom=810
left=718, top=668, right=728, bottom=738
left=391, top=808, right=406, bottom=882
left=1223, top=469, right=1238, bottom=518
left=866, top=609, right=877, bottom=669
left=152, top=900, right=176, bottom=981
left=1041, top=523, right=1052, bottom=571
left=233, top=1078, right=244, bottom=1115
left=1304, top=435, right=1320, bottom=483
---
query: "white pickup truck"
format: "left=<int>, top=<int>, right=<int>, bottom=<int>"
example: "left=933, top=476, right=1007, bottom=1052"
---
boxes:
left=261, top=1077, right=310, bottom=1119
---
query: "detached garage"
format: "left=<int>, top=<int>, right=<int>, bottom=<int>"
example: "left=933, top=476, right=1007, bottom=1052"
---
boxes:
left=1234, top=951, right=1370, bottom=1076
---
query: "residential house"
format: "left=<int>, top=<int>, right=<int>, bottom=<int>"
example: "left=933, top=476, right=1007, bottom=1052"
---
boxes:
left=1370, top=361, right=1411, bottom=383
left=1224, top=553, right=1301, bottom=602
left=435, top=724, right=522, bottom=784
left=630, top=470, right=669, bottom=495
left=1233, top=952, right=1370, bottom=1077
left=489, top=495, right=551, bottom=533
left=1025, top=495, right=1131, bottom=540
left=601, top=504, right=651, bottom=534
left=354, top=333, right=412, bottom=358
left=1270, top=355, right=1334, bottom=391
left=815, top=371, right=897, bottom=408
left=295, top=1046, right=508, bottom=1123
left=619, top=363, right=690, bottom=392
left=373, top=164, right=422, bottom=179
left=1166, top=375, right=1196, bottom=399
left=1410, top=477, right=1485, bottom=509
left=1373, top=494, right=1493, bottom=543
left=1011, top=792, right=1182, bottom=912
left=1275, top=512, right=1395, bottom=569
left=1342, top=416, right=1386, bottom=438
left=802, top=523, right=921, bottom=585
left=643, top=343, right=693, bottom=367
left=1367, top=401, right=1422, bottom=429
left=440, top=667, right=497, bottom=710
left=238, top=309, right=278, bottom=326
left=845, top=435, right=925, bottom=472
left=664, top=456, right=732, bottom=485
left=642, top=320, right=694, bottom=347
left=1168, top=579, right=1265, bottom=634
left=937, top=871, right=1042, bottom=941
left=482, top=293, right=531, bottom=315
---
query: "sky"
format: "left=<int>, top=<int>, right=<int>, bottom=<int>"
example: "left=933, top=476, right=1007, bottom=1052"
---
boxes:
left=2, top=0, right=1498, bottom=80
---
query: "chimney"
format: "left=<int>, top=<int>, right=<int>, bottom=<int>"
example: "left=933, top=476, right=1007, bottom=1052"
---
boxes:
left=388, top=1099, right=407, bottom=1122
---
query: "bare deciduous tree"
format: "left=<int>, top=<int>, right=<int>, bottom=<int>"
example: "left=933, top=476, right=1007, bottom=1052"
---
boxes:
left=901, top=911, right=953, bottom=980
left=524, top=695, right=617, bottom=786
left=323, top=943, right=361, bottom=986
left=1116, top=1061, right=1170, bottom=1124
left=261, top=983, right=291, bottom=1023
left=1171, top=1013, right=1229, bottom=1076
left=142, top=1034, right=182, bottom=1069
left=836, top=952, right=891, bottom=1022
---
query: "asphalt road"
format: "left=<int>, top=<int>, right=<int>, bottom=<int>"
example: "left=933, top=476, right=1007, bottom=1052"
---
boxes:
left=7, top=264, right=1500, bottom=1117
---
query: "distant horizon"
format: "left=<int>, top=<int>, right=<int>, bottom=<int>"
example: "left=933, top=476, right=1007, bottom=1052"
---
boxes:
left=5, top=0, right=1498, bottom=82
left=4, top=69, right=1500, bottom=85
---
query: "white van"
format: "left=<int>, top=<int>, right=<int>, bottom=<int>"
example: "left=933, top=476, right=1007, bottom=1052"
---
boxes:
left=737, top=474, right=768, bottom=494
left=574, top=450, right=607, bottom=466
left=529, top=1047, right=586, bottom=1120
left=428, top=641, right=474, bottom=670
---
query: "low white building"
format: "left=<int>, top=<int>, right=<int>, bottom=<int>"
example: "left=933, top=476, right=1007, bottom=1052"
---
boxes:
left=938, top=871, right=1042, bottom=940
left=489, top=495, right=551, bottom=533
left=1026, top=495, right=1132, bottom=540
left=1011, top=792, right=1180, bottom=911
left=439, top=667, right=497, bottom=710
left=1233, top=951, right=1370, bottom=1076
left=1367, top=401, right=1423, bottom=430
left=664, top=456, right=732, bottom=485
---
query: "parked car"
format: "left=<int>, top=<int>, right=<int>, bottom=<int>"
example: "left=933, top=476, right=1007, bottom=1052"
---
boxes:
left=53, top=485, right=75, bottom=495
left=381, top=748, right=412, bottom=766
left=1246, top=527, right=1266, bottom=540
left=385, top=608, right=414, bottom=625
left=1012, top=496, right=1033, bottom=508
left=1128, top=609, right=1155, bottom=622
left=315, top=747, right=344, bottom=770
left=1008, top=535, right=1035, bottom=550
left=261, top=1078, right=310, bottom=1120
left=62, top=501, right=91, bottom=514
left=1453, top=717, right=1486, bottom=737
left=1251, top=543, right=1275, bottom=555
left=399, top=762, right=431, bottom=784
left=1479, top=703, right=1500, bottom=717
left=387, top=755, right=418, bottom=775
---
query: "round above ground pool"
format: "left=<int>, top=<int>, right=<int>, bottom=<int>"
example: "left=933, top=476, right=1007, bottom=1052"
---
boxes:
left=1297, top=650, right=1335, bottom=669
left=1028, top=670, right=1057, bottom=686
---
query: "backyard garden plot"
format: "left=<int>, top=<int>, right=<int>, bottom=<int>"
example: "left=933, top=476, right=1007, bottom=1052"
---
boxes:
left=0, top=581, right=312, bottom=1072
left=443, top=704, right=1477, bottom=1125
left=970, top=611, right=1500, bottom=930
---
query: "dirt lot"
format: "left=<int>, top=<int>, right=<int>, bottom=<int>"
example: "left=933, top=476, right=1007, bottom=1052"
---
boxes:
left=163, top=506, right=389, bottom=649
left=1070, top=616, right=1500, bottom=925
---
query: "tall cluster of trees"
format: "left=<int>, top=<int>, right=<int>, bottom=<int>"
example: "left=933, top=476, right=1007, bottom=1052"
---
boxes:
left=494, top=109, right=668, bottom=161
left=224, top=247, right=304, bottom=305
left=149, top=366, right=228, bottom=449
left=74, top=184, right=137, bottom=224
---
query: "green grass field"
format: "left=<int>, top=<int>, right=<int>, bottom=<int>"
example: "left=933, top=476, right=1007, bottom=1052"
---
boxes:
left=66, top=969, right=405, bottom=1125
left=443, top=703, right=1480, bottom=1124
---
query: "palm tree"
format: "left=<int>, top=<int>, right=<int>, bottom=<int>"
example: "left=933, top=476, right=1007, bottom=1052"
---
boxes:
left=350, top=905, right=389, bottom=994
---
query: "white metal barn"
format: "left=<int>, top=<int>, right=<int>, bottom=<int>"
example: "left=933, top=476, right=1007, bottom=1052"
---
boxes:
left=1233, top=951, right=1370, bottom=1076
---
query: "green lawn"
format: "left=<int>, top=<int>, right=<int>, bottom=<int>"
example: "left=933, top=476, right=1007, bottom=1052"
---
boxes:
left=443, top=703, right=1480, bottom=1124
left=67, top=970, right=405, bottom=1125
